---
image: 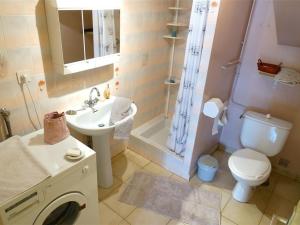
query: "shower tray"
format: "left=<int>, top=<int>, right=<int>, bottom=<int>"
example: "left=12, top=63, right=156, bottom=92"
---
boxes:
left=129, top=114, right=191, bottom=179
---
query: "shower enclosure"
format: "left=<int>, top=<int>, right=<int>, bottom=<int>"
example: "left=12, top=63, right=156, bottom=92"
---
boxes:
left=129, top=0, right=253, bottom=179
left=129, top=0, right=213, bottom=179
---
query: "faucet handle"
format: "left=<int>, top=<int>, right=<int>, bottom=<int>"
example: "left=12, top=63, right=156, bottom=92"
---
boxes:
left=92, top=97, right=99, bottom=105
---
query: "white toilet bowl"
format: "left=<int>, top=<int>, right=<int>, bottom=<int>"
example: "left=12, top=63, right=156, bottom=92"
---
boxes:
left=228, top=148, right=271, bottom=202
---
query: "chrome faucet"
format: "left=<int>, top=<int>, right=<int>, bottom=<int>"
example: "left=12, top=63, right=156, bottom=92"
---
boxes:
left=85, top=87, right=101, bottom=112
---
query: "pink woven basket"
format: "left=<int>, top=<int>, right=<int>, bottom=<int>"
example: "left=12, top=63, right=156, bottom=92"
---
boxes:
left=44, top=112, right=70, bottom=145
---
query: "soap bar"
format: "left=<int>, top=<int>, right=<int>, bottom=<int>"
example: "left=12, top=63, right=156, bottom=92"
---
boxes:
left=66, top=148, right=81, bottom=157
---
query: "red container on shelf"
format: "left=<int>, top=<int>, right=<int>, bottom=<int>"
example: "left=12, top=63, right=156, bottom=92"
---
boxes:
left=257, top=59, right=282, bottom=75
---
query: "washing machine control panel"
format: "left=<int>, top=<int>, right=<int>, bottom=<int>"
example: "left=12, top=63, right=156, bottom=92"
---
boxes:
left=1, top=189, right=44, bottom=223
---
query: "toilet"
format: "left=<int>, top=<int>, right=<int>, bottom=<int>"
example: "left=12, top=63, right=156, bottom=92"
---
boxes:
left=228, top=111, right=292, bottom=202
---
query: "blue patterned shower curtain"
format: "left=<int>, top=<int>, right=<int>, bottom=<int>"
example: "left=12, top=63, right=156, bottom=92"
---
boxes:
left=167, top=0, right=209, bottom=157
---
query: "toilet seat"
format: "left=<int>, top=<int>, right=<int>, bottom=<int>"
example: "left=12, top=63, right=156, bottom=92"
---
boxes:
left=229, top=148, right=271, bottom=180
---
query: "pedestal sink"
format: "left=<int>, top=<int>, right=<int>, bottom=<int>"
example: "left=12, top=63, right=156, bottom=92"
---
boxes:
left=66, top=96, right=137, bottom=188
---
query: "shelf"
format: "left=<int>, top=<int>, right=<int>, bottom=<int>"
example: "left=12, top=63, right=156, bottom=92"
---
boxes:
left=168, top=7, right=188, bottom=11
left=167, top=22, right=188, bottom=27
left=164, top=78, right=180, bottom=86
left=259, top=67, right=300, bottom=86
left=163, top=35, right=184, bottom=40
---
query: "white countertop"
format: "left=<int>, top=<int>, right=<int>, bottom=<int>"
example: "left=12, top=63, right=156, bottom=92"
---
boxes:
left=21, top=129, right=95, bottom=177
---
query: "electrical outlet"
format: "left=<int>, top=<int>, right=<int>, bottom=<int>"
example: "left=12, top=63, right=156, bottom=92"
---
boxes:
left=16, top=71, right=31, bottom=84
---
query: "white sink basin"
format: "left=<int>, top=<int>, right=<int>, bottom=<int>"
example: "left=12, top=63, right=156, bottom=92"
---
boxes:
left=66, top=96, right=137, bottom=188
left=66, top=96, right=137, bottom=136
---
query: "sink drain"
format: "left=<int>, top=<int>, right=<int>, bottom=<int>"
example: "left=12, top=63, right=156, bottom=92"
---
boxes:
left=98, top=124, right=105, bottom=127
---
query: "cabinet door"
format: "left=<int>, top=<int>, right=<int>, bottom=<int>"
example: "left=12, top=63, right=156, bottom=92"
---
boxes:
left=59, top=10, right=85, bottom=64
left=83, top=10, right=94, bottom=60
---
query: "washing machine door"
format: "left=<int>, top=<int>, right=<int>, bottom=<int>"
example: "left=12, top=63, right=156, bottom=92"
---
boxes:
left=34, top=192, right=87, bottom=225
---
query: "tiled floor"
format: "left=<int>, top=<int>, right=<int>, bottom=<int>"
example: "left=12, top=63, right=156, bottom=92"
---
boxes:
left=98, top=149, right=300, bottom=225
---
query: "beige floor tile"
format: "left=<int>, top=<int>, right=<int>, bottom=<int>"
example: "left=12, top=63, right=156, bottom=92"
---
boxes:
left=189, top=175, right=203, bottom=186
left=119, top=219, right=131, bottom=225
left=262, top=172, right=281, bottom=193
left=126, top=208, right=170, bottom=225
left=264, top=194, right=295, bottom=219
left=98, top=176, right=122, bottom=201
left=209, top=170, right=236, bottom=191
left=143, top=162, right=172, bottom=177
left=259, top=215, right=271, bottom=225
left=167, top=219, right=189, bottom=225
left=221, top=216, right=237, bottom=225
left=99, top=150, right=299, bottom=225
left=99, top=202, right=123, bottom=225
left=170, top=174, right=188, bottom=183
left=104, top=183, right=136, bottom=218
left=222, top=198, right=263, bottom=225
left=200, top=183, right=231, bottom=210
left=112, top=153, right=142, bottom=182
left=124, top=148, right=151, bottom=167
left=273, top=175, right=300, bottom=204
left=259, top=215, right=285, bottom=225
left=249, top=186, right=273, bottom=212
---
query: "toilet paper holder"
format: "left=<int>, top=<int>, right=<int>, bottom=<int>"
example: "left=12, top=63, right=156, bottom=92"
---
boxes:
left=203, top=98, right=227, bottom=135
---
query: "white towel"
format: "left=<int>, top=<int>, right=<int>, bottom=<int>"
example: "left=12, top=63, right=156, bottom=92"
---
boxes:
left=0, top=136, right=50, bottom=205
left=110, top=97, right=133, bottom=140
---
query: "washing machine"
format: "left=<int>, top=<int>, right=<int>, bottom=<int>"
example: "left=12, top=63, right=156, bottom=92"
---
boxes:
left=0, top=130, right=100, bottom=225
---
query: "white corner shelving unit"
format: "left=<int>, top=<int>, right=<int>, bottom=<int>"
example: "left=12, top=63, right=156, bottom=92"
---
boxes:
left=163, top=35, right=184, bottom=40
left=164, top=0, right=188, bottom=118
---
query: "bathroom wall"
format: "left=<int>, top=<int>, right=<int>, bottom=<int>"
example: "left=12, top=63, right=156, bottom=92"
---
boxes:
left=188, top=0, right=253, bottom=174
left=117, top=0, right=172, bottom=126
left=220, top=0, right=300, bottom=179
left=0, top=0, right=171, bottom=155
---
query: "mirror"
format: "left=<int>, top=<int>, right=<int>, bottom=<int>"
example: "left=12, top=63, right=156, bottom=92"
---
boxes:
left=59, top=11, right=85, bottom=64
left=273, top=0, right=300, bottom=47
left=58, top=10, right=120, bottom=65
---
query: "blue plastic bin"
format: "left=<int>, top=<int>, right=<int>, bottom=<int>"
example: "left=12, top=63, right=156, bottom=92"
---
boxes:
left=197, top=155, right=218, bottom=182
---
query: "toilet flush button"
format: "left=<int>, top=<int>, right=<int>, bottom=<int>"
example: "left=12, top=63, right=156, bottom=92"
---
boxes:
left=266, top=114, right=271, bottom=119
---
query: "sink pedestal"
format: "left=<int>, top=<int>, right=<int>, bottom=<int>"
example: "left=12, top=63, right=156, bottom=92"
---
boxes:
left=92, top=135, right=113, bottom=188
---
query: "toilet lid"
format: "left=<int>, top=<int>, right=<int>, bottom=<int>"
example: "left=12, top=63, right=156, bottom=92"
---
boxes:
left=229, top=148, right=271, bottom=180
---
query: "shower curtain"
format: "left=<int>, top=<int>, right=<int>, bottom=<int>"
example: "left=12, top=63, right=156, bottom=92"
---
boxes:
left=93, top=10, right=116, bottom=57
left=167, top=0, right=209, bottom=157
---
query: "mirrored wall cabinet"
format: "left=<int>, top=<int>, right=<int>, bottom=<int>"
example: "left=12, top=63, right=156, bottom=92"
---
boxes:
left=45, top=0, right=121, bottom=75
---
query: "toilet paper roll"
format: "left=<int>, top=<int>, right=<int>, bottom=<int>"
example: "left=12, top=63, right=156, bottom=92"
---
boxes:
left=203, top=98, right=225, bottom=135
left=203, top=98, right=224, bottom=118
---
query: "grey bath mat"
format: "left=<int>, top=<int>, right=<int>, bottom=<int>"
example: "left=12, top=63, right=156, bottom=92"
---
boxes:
left=119, top=172, right=221, bottom=225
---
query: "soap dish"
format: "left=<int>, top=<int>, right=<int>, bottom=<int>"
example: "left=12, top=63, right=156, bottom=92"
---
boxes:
left=65, top=148, right=85, bottom=161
